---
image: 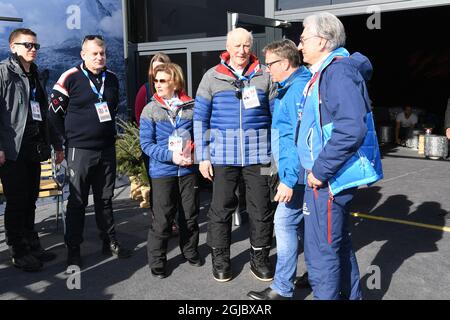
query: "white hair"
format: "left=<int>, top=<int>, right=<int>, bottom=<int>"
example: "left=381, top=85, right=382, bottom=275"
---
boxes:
left=303, top=12, right=346, bottom=51
left=226, top=27, right=253, bottom=48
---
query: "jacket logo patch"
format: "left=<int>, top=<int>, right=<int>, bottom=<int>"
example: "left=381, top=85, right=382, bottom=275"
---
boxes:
left=302, top=202, right=310, bottom=215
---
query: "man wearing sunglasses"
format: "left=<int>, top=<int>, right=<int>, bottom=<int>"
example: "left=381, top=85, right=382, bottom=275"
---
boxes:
left=0, top=28, right=56, bottom=272
left=48, top=35, right=132, bottom=270
left=248, top=39, right=311, bottom=300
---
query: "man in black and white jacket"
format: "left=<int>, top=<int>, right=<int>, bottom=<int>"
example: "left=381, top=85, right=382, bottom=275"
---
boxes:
left=48, top=35, right=132, bottom=270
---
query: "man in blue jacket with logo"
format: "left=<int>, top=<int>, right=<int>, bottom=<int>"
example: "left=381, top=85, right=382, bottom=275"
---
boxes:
left=248, top=39, right=311, bottom=300
left=297, top=12, right=383, bottom=299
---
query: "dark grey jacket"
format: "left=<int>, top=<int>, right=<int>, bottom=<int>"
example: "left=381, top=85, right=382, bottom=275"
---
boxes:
left=445, top=98, right=450, bottom=130
left=0, top=55, right=49, bottom=161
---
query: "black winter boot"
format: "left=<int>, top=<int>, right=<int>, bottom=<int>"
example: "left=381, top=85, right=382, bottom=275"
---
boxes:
left=250, top=246, right=274, bottom=281
left=9, top=245, right=43, bottom=272
left=211, top=247, right=232, bottom=282
left=102, top=239, right=133, bottom=259
left=26, top=232, right=57, bottom=262
left=66, top=245, right=82, bottom=268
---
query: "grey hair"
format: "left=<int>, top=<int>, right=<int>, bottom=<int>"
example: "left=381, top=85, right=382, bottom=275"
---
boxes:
left=262, top=39, right=301, bottom=67
left=303, top=12, right=346, bottom=51
left=226, top=27, right=253, bottom=48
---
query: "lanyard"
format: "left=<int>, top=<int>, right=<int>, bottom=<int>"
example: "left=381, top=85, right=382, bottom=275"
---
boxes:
left=29, top=76, right=37, bottom=101
left=221, top=60, right=255, bottom=82
left=294, top=72, right=320, bottom=145
left=81, top=64, right=106, bottom=102
left=167, top=109, right=183, bottom=130
left=163, top=96, right=184, bottom=129
left=31, top=88, right=37, bottom=102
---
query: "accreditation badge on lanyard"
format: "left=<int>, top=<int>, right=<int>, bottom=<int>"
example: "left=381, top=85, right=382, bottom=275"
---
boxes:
left=242, top=86, right=260, bottom=109
left=168, top=109, right=183, bottom=153
left=95, top=101, right=112, bottom=123
left=30, top=88, right=42, bottom=121
left=81, top=65, right=112, bottom=122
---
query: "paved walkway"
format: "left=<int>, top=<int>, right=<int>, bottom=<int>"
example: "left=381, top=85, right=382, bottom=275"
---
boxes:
left=0, top=146, right=449, bottom=300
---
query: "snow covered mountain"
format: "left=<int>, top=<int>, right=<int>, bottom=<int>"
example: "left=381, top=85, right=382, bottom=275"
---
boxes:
left=0, top=0, right=126, bottom=112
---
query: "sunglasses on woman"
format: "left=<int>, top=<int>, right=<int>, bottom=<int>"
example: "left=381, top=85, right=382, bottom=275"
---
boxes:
left=154, top=78, right=171, bottom=84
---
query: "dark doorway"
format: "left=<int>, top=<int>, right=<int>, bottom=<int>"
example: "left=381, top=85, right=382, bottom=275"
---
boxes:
left=284, top=6, right=450, bottom=134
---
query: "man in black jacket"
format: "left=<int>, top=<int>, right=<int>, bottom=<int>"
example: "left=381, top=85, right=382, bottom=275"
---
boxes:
left=48, top=35, right=132, bottom=269
left=0, top=28, right=56, bottom=272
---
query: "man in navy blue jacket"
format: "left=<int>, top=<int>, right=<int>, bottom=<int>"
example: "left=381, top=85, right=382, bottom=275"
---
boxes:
left=297, top=12, right=383, bottom=300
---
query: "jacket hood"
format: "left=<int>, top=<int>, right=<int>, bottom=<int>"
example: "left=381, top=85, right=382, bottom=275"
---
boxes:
left=343, top=52, right=373, bottom=82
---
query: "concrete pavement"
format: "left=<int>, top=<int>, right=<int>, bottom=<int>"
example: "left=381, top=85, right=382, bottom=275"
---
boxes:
left=0, top=146, right=449, bottom=300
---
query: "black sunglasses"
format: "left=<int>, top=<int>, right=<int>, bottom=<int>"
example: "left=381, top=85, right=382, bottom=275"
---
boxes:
left=154, top=78, right=170, bottom=84
left=14, top=42, right=40, bottom=50
left=82, top=34, right=104, bottom=44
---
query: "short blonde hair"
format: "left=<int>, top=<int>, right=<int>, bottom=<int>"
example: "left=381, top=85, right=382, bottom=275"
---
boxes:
left=153, top=63, right=186, bottom=94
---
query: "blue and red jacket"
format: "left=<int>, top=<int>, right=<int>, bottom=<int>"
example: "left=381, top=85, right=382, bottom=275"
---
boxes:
left=194, top=52, right=275, bottom=166
left=140, top=92, right=197, bottom=178
left=297, top=48, right=383, bottom=195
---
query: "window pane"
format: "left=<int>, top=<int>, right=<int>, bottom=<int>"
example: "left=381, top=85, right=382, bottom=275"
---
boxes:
left=128, top=0, right=264, bottom=43
left=191, top=51, right=223, bottom=96
left=277, top=0, right=368, bottom=11
left=332, top=0, right=365, bottom=4
left=127, top=0, right=148, bottom=43
left=283, top=22, right=303, bottom=46
left=277, top=0, right=331, bottom=11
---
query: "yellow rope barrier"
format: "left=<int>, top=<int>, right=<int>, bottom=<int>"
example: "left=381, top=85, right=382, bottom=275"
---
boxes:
left=351, top=212, right=450, bottom=233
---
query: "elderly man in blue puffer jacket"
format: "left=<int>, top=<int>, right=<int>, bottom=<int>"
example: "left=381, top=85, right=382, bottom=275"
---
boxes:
left=194, top=28, right=276, bottom=283
left=297, top=12, right=383, bottom=300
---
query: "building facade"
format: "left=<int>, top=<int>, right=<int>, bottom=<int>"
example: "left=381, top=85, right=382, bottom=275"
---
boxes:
left=125, top=0, right=450, bottom=127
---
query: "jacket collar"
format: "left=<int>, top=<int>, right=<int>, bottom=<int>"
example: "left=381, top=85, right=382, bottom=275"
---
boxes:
left=8, top=53, right=38, bottom=76
left=215, top=51, right=261, bottom=80
left=317, top=47, right=350, bottom=75
left=80, top=62, right=107, bottom=76
left=277, top=66, right=311, bottom=96
left=278, top=67, right=302, bottom=90
left=153, top=90, right=194, bottom=110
